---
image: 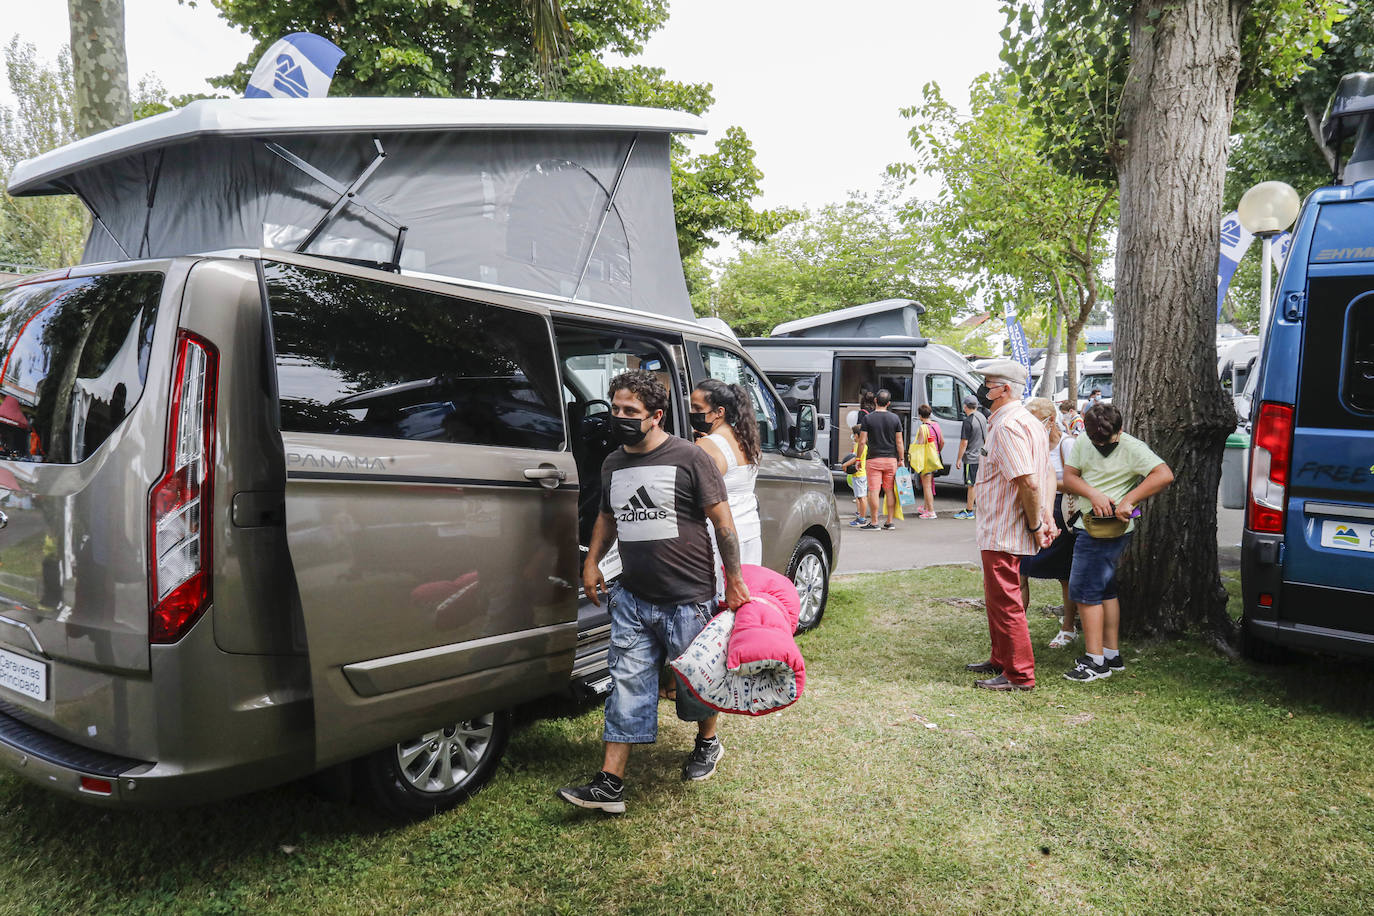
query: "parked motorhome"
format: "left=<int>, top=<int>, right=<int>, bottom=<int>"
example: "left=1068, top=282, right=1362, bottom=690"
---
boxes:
left=744, top=335, right=984, bottom=475
left=1241, top=71, right=1374, bottom=660
left=0, top=99, right=840, bottom=815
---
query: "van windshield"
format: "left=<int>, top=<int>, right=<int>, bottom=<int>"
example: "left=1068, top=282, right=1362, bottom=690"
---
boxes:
left=0, top=272, right=163, bottom=463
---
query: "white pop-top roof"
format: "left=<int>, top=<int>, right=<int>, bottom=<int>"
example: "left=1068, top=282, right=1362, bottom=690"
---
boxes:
left=770, top=298, right=923, bottom=337
left=9, top=97, right=707, bottom=196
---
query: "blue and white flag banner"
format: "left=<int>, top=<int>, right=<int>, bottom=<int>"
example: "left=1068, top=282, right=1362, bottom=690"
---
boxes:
left=244, top=32, right=345, bottom=99
left=1273, top=231, right=1293, bottom=271
left=1005, top=316, right=1033, bottom=399
left=1216, top=210, right=1255, bottom=318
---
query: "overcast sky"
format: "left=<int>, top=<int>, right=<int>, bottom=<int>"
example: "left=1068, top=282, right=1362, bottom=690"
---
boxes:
left=1, top=0, right=1006, bottom=211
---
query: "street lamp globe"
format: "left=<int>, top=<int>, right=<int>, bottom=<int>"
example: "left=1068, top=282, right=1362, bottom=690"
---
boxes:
left=1237, top=181, right=1301, bottom=235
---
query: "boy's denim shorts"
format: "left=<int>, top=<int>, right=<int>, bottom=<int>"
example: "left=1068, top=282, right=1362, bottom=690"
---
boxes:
left=1068, top=531, right=1133, bottom=605
left=603, top=586, right=716, bottom=744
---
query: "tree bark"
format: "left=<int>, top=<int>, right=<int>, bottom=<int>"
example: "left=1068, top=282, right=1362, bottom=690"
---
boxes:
left=68, top=0, right=131, bottom=137
left=1112, top=0, right=1245, bottom=640
left=1039, top=277, right=1064, bottom=398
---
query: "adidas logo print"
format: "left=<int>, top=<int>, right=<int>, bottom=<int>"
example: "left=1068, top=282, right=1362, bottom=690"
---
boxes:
left=618, top=485, right=669, bottom=522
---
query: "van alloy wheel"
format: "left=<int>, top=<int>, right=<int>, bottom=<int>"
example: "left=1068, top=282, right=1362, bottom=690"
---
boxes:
left=787, top=535, right=831, bottom=633
left=396, top=716, right=496, bottom=793
left=360, top=709, right=512, bottom=818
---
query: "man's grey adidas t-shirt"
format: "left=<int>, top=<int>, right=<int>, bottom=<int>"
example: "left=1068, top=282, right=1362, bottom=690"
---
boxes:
left=600, top=435, right=728, bottom=606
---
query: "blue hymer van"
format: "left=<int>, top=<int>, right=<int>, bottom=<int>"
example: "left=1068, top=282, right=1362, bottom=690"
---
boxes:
left=1242, top=73, right=1374, bottom=659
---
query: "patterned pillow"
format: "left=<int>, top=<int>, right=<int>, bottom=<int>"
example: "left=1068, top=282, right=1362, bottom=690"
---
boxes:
left=671, top=611, right=801, bottom=716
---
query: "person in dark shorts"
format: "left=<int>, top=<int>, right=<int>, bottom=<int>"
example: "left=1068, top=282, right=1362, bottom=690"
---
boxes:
left=557, top=370, right=749, bottom=814
left=856, top=389, right=905, bottom=530
left=954, top=394, right=987, bottom=519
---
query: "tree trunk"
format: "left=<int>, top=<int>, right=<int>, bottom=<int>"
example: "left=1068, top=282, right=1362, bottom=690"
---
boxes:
left=1064, top=323, right=1080, bottom=404
left=1112, top=0, right=1245, bottom=640
left=68, top=0, right=131, bottom=137
left=1039, top=284, right=1063, bottom=398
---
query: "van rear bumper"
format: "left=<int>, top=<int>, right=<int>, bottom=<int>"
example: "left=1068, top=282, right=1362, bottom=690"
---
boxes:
left=0, top=698, right=315, bottom=807
left=1246, top=617, right=1374, bottom=658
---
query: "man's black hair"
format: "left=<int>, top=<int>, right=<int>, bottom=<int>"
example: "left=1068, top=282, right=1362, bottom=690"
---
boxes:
left=875, top=388, right=892, bottom=407
left=1083, top=402, right=1123, bottom=442
left=609, top=369, right=668, bottom=415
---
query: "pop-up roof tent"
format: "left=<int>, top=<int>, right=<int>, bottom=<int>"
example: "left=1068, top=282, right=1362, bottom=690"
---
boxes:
left=1322, top=72, right=1374, bottom=185
left=768, top=299, right=926, bottom=339
left=7, top=98, right=705, bottom=319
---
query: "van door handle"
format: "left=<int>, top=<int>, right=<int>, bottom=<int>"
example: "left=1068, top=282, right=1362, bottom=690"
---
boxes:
left=523, top=466, right=567, bottom=489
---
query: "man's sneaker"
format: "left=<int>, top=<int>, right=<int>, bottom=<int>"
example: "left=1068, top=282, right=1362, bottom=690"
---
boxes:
left=556, top=771, right=625, bottom=813
left=682, top=736, right=724, bottom=781
left=1063, top=655, right=1112, bottom=682
left=881, top=522, right=896, bottom=530
left=1104, top=653, right=1125, bottom=672
left=857, top=523, right=880, bottom=530
left=848, top=517, right=869, bottom=527
left=953, top=509, right=974, bottom=519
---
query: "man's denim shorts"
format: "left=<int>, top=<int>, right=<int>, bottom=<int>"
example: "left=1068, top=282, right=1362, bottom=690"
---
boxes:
left=1068, top=530, right=1133, bottom=605
left=604, top=586, right=716, bottom=744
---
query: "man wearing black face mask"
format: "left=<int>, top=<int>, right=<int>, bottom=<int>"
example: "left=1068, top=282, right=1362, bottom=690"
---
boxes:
left=559, top=370, right=749, bottom=814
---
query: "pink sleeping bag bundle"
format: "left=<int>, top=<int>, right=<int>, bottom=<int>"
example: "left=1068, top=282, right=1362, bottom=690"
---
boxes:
left=671, top=564, right=807, bottom=715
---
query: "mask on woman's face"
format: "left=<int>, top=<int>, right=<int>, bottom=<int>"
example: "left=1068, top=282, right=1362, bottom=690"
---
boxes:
left=610, top=415, right=651, bottom=446
left=689, top=411, right=714, bottom=434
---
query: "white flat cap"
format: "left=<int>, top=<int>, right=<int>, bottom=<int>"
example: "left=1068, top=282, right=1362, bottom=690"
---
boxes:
left=978, top=359, right=1029, bottom=386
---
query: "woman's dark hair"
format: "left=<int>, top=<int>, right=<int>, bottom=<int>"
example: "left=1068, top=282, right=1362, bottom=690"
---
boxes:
left=860, top=390, right=877, bottom=412
left=694, top=378, right=761, bottom=464
left=1083, top=402, right=1123, bottom=442
left=917, top=404, right=932, bottom=419
left=609, top=368, right=668, bottom=415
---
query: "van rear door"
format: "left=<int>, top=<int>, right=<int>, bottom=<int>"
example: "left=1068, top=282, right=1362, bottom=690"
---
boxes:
left=0, top=268, right=169, bottom=681
left=1282, top=269, right=1374, bottom=638
left=262, top=258, right=578, bottom=767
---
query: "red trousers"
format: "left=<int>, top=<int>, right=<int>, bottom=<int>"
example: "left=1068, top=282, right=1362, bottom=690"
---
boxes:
left=980, top=550, right=1036, bottom=687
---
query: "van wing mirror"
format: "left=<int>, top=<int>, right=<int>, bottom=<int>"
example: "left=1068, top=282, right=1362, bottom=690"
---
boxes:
left=790, top=404, right=817, bottom=454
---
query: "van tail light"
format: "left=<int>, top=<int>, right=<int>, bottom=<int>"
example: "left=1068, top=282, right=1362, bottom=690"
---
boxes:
left=1247, top=401, right=1294, bottom=534
left=149, top=331, right=218, bottom=644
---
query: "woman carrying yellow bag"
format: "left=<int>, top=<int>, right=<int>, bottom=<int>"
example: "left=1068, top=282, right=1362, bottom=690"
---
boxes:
left=908, top=404, right=944, bottom=519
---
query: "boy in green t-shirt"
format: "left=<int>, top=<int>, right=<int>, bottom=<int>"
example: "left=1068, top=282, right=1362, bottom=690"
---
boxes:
left=1060, top=403, right=1174, bottom=683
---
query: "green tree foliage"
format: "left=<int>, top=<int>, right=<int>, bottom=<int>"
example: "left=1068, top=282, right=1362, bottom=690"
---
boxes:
left=704, top=182, right=959, bottom=337
left=1000, top=0, right=1345, bottom=180
left=205, top=0, right=789, bottom=271
left=894, top=74, right=1116, bottom=396
left=0, top=38, right=88, bottom=269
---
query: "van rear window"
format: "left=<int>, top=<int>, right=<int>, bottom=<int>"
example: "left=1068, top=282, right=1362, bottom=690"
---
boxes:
left=0, top=272, right=163, bottom=463
left=1298, top=276, right=1374, bottom=431
left=264, top=262, right=565, bottom=451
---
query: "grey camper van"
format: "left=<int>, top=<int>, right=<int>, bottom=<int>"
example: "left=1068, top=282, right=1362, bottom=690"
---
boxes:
left=743, top=300, right=984, bottom=475
left=0, top=100, right=839, bottom=814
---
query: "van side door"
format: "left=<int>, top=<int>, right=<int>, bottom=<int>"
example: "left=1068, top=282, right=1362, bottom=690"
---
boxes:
left=263, top=259, right=579, bottom=767
left=690, top=341, right=807, bottom=573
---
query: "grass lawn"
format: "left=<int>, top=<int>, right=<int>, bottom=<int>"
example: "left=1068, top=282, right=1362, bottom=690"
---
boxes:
left=0, top=566, right=1371, bottom=915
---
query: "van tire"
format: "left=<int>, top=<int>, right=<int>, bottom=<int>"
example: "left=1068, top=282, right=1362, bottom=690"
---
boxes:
left=1240, top=618, right=1294, bottom=664
left=787, top=535, right=830, bottom=633
left=358, top=710, right=512, bottom=818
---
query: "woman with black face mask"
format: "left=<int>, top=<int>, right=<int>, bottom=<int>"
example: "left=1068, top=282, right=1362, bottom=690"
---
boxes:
left=691, top=379, right=763, bottom=599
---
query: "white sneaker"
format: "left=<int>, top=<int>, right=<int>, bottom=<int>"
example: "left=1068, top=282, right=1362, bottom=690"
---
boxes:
left=1048, top=629, right=1078, bottom=649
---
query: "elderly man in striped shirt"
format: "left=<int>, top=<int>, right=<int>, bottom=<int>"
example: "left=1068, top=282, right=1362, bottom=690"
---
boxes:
left=964, top=360, right=1058, bottom=691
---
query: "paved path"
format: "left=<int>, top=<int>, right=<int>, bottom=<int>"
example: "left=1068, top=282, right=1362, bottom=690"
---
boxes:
left=832, top=482, right=1245, bottom=575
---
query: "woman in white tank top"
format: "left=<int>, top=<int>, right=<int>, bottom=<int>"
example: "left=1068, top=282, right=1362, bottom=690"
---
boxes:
left=690, top=379, right=763, bottom=599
